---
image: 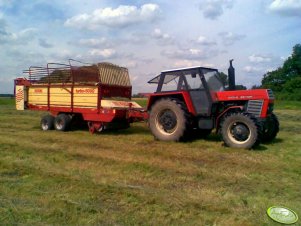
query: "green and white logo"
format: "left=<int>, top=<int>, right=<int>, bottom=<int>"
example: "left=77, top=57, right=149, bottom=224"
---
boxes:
left=267, top=206, right=298, bottom=224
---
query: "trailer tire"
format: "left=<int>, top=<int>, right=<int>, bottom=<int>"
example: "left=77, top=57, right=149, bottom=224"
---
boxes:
left=149, top=98, right=188, bottom=141
left=41, top=115, right=55, bottom=131
left=54, top=114, right=71, bottom=131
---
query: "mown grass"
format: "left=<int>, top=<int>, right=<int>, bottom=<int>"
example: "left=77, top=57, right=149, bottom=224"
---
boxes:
left=0, top=98, right=300, bottom=225
left=0, top=97, right=14, bottom=106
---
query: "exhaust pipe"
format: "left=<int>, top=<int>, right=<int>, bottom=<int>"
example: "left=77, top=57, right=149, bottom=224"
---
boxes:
left=228, top=59, right=235, bottom=90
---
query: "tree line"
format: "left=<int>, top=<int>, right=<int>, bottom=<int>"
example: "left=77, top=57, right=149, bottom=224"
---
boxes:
left=258, top=44, right=301, bottom=101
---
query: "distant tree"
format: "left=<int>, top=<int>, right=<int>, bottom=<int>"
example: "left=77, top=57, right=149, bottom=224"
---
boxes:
left=235, top=85, right=247, bottom=90
left=251, top=84, right=262, bottom=89
left=216, top=72, right=228, bottom=86
left=262, top=44, right=301, bottom=94
left=132, top=93, right=143, bottom=98
left=282, top=77, right=301, bottom=100
left=217, top=71, right=246, bottom=90
left=262, top=68, right=286, bottom=92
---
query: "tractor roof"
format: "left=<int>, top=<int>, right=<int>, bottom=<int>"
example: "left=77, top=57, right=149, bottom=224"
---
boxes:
left=148, top=66, right=218, bottom=84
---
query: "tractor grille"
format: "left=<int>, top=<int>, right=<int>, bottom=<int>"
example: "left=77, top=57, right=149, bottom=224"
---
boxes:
left=267, top=89, right=275, bottom=99
left=247, top=100, right=264, bottom=117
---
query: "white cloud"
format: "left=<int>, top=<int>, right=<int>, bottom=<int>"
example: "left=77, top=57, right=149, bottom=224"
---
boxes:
left=199, top=0, right=234, bottom=20
left=196, top=35, right=216, bottom=45
left=124, top=61, right=138, bottom=69
left=269, top=0, right=301, bottom=17
left=151, top=28, right=174, bottom=45
left=89, top=48, right=116, bottom=58
left=78, top=37, right=110, bottom=47
left=65, top=4, right=161, bottom=29
left=0, top=27, right=37, bottom=45
left=162, top=48, right=218, bottom=60
left=39, top=38, right=53, bottom=48
left=249, top=54, right=272, bottom=63
left=219, top=32, right=245, bottom=46
left=172, top=59, right=215, bottom=68
left=152, top=28, right=170, bottom=39
left=243, top=66, right=262, bottom=73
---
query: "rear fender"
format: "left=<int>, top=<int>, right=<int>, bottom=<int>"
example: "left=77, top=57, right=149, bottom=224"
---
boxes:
left=147, top=92, right=196, bottom=115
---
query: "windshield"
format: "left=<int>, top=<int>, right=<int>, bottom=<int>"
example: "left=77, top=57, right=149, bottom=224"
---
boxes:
left=204, top=71, right=224, bottom=91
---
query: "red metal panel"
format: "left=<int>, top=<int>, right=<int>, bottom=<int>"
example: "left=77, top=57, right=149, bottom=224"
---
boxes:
left=127, top=109, right=149, bottom=121
left=100, top=84, right=132, bottom=99
left=216, top=89, right=271, bottom=101
left=147, top=91, right=196, bottom=115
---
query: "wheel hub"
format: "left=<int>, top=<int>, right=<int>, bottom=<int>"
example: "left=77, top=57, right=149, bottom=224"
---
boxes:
left=41, top=120, right=48, bottom=130
left=56, top=119, right=63, bottom=130
left=231, top=123, right=250, bottom=142
left=159, top=110, right=177, bottom=131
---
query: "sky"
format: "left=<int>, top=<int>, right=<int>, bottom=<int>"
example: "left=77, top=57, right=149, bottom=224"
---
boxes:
left=0, top=0, right=300, bottom=94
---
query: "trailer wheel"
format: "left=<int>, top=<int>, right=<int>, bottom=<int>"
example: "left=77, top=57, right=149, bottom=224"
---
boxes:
left=41, top=115, right=55, bottom=131
left=262, top=113, right=279, bottom=142
left=54, top=114, right=71, bottom=131
left=220, top=113, right=261, bottom=149
left=149, top=98, right=188, bottom=141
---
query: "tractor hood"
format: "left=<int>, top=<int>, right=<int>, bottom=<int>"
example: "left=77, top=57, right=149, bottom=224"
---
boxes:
left=216, top=89, right=275, bottom=102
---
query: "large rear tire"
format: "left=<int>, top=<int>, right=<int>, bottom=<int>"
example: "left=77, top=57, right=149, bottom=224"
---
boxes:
left=220, top=113, right=261, bottom=149
left=262, top=113, right=279, bottom=142
left=149, top=98, right=188, bottom=141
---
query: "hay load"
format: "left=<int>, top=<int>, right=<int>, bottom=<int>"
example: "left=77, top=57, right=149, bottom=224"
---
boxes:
left=26, top=62, right=131, bottom=87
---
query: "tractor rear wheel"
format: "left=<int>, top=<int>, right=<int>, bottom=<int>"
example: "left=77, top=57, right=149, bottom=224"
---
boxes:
left=41, top=115, right=55, bottom=131
left=54, top=114, right=71, bottom=131
left=262, top=113, right=279, bottom=142
left=149, top=98, right=188, bottom=141
left=220, top=113, right=261, bottom=149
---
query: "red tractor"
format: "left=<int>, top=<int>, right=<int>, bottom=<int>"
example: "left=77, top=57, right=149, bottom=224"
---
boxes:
left=146, top=60, right=279, bottom=149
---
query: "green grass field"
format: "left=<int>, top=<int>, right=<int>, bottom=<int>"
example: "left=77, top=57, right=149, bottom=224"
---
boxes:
left=0, top=98, right=300, bottom=225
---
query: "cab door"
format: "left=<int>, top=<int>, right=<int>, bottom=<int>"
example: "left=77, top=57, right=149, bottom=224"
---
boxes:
left=185, top=73, right=212, bottom=116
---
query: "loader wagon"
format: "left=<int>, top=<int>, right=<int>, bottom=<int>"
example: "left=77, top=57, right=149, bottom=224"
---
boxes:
left=15, top=60, right=148, bottom=133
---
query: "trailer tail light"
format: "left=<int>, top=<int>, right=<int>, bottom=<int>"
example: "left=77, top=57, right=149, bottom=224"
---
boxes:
left=15, top=85, right=25, bottom=110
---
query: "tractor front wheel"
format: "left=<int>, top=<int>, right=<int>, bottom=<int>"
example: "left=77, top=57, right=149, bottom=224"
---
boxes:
left=149, top=98, right=188, bottom=141
left=221, top=113, right=261, bottom=149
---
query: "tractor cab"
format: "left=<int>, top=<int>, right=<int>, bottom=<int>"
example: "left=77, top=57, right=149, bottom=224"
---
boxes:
left=148, top=66, right=224, bottom=116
